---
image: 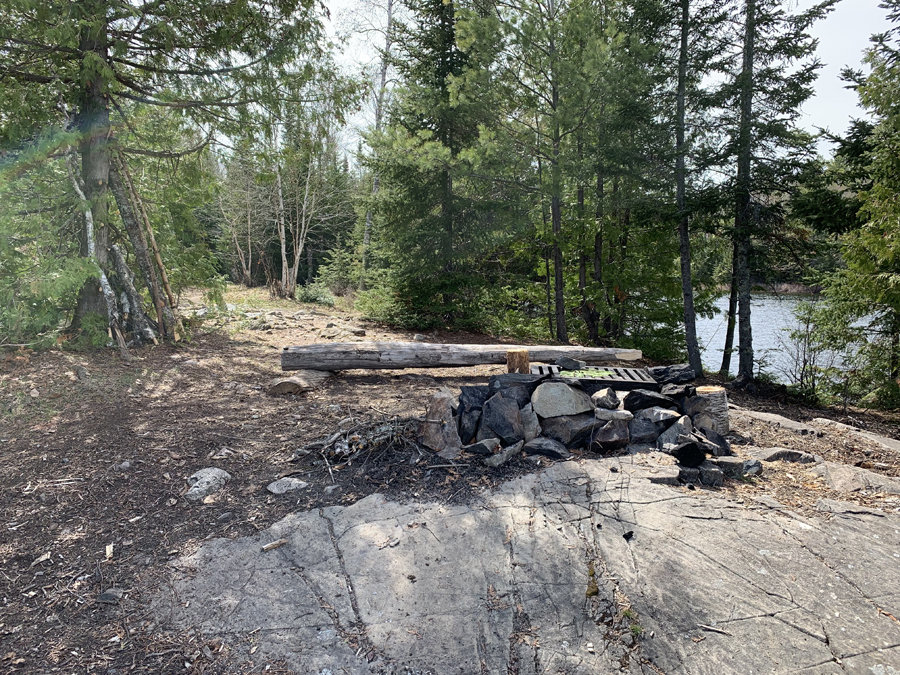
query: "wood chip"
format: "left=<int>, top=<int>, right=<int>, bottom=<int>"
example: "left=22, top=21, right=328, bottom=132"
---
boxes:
left=261, top=538, right=288, bottom=552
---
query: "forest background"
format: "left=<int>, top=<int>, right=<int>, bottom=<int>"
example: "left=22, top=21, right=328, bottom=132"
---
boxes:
left=2, top=0, right=900, bottom=408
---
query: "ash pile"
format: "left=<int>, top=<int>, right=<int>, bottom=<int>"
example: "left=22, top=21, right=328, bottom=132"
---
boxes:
left=418, top=360, right=760, bottom=486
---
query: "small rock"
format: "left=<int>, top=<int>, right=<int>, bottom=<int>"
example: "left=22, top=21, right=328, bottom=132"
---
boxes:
left=541, top=413, right=598, bottom=448
left=698, top=460, right=724, bottom=487
left=711, top=456, right=746, bottom=478
left=413, top=334, right=427, bottom=342
left=458, top=408, right=482, bottom=445
left=590, top=420, right=631, bottom=453
left=697, top=426, right=731, bottom=456
left=266, top=477, right=309, bottom=495
left=483, top=441, right=524, bottom=468
left=116, top=461, right=131, bottom=471
left=29, top=389, right=39, bottom=398
left=522, top=437, right=570, bottom=459
left=459, top=385, right=491, bottom=411
left=324, top=485, right=341, bottom=495
left=590, top=387, right=620, bottom=410
left=648, top=364, right=695, bottom=385
left=656, top=415, right=693, bottom=448
left=326, top=322, right=336, bottom=328
left=211, top=447, right=235, bottom=459
left=747, top=447, right=820, bottom=464
left=742, top=458, right=763, bottom=476
left=556, top=356, right=587, bottom=371
left=635, top=406, right=680, bottom=424
left=97, top=588, right=125, bottom=604
left=594, top=407, right=633, bottom=421
left=623, top=389, right=676, bottom=412
left=182, top=359, right=199, bottom=367
left=531, top=381, right=594, bottom=418
left=488, top=373, right=545, bottom=397
left=520, top=403, right=542, bottom=442
left=267, top=371, right=332, bottom=395
left=661, top=383, right=696, bottom=399
left=463, top=438, right=502, bottom=456
left=185, top=468, right=232, bottom=501
left=350, top=328, right=366, bottom=336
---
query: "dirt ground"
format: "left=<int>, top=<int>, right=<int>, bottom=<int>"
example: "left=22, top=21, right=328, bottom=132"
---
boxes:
left=2, top=285, right=899, bottom=674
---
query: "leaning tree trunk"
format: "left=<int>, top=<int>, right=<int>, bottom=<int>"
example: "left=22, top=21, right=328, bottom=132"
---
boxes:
left=110, top=244, right=156, bottom=344
left=109, top=157, right=169, bottom=338
left=719, top=248, right=739, bottom=379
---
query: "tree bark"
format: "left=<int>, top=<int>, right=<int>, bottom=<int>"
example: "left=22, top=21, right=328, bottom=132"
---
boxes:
left=109, top=158, right=168, bottom=337
left=677, top=0, right=704, bottom=377
left=734, top=0, right=757, bottom=384
left=110, top=244, right=155, bottom=344
left=72, top=0, right=111, bottom=328
left=719, top=241, right=739, bottom=378
left=282, top=342, right=642, bottom=372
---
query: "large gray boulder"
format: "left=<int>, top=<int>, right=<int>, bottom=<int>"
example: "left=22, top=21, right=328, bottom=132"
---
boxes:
left=540, top=412, right=598, bottom=448
left=657, top=415, right=693, bottom=449
left=590, top=420, right=631, bottom=453
left=531, top=381, right=594, bottom=418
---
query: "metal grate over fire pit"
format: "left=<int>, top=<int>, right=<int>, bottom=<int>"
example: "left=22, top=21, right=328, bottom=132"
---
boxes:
left=530, top=364, right=660, bottom=393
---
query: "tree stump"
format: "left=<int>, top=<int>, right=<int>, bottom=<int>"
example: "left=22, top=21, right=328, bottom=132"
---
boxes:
left=506, top=349, right=530, bottom=374
left=694, top=386, right=730, bottom=435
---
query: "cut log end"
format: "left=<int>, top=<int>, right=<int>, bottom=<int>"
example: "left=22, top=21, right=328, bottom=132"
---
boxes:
left=506, top=349, right=530, bottom=374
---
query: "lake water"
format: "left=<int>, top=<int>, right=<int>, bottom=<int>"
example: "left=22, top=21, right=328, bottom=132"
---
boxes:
left=695, top=293, right=810, bottom=382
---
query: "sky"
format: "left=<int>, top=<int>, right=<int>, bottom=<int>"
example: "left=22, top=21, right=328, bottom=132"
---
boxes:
left=799, top=0, right=890, bottom=149
left=326, top=0, right=894, bottom=156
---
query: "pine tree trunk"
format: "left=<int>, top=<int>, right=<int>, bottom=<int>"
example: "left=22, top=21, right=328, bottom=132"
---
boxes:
left=72, top=0, right=111, bottom=329
left=677, top=0, right=704, bottom=377
left=734, top=0, right=757, bottom=384
left=275, top=166, right=290, bottom=297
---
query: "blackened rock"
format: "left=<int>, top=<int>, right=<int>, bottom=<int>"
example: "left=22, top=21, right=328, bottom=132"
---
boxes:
left=523, top=437, right=570, bottom=459
left=463, top=438, right=502, bottom=456
left=628, top=418, right=659, bottom=444
left=476, top=418, right=497, bottom=442
left=698, top=426, right=731, bottom=456
left=672, top=441, right=707, bottom=468
left=499, top=385, right=531, bottom=409
left=590, top=420, right=631, bottom=453
left=481, top=394, right=524, bottom=446
left=698, top=460, right=724, bottom=487
left=679, top=466, right=700, bottom=483
left=459, top=385, right=491, bottom=411
left=556, top=356, right=587, bottom=371
left=483, top=441, right=524, bottom=468
left=541, top=413, right=598, bottom=448
left=657, top=415, right=693, bottom=448
left=648, top=364, right=696, bottom=386
left=661, top=383, right=696, bottom=399
left=488, top=373, right=545, bottom=397
left=710, top=456, right=746, bottom=478
left=591, top=387, right=620, bottom=410
left=520, top=403, right=542, bottom=442
left=458, top=409, right=481, bottom=445
left=623, top=389, right=676, bottom=412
